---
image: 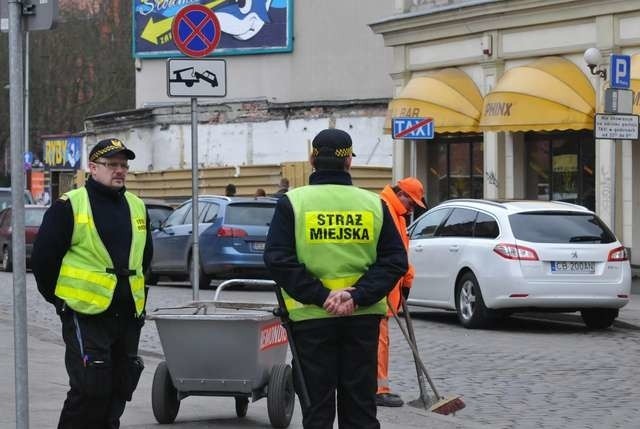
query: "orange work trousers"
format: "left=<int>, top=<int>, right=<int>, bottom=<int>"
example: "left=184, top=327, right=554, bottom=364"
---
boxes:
left=376, top=317, right=390, bottom=394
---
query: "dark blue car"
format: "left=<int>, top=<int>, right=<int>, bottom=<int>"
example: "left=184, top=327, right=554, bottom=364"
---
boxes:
left=147, top=195, right=277, bottom=288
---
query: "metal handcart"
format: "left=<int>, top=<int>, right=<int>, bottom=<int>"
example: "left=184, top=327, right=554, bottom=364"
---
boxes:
left=147, top=279, right=295, bottom=428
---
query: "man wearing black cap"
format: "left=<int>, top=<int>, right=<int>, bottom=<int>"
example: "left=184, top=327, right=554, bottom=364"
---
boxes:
left=32, top=138, right=153, bottom=428
left=264, top=129, right=407, bottom=428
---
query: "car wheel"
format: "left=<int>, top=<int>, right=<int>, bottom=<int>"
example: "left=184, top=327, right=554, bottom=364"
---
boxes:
left=189, top=257, right=211, bottom=290
left=455, top=271, right=491, bottom=329
left=2, top=246, right=12, bottom=272
left=581, top=308, right=618, bottom=330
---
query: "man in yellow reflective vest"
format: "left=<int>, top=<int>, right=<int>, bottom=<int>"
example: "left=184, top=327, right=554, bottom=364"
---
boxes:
left=32, top=138, right=153, bottom=429
left=264, top=129, right=408, bottom=428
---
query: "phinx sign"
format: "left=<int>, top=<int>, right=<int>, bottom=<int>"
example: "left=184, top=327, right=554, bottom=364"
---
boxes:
left=484, top=102, right=513, bottom=117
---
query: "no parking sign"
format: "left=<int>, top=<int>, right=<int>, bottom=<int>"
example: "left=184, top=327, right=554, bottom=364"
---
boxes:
left=172, top=4, right=221, bottom=58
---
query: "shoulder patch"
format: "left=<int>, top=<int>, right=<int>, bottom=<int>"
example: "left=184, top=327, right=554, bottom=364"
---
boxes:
left=58, top=195, right=69, bottom=202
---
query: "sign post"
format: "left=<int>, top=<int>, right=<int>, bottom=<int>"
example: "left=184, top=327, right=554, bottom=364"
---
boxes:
left=170, top=4, right=223, bottom=301
left=603, top=54, right=632, bottom=234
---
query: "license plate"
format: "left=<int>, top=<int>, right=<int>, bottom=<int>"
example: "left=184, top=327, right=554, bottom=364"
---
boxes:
left=550, top=261, right=595, bottom=274
left=252, top=242, right=265, bottom=251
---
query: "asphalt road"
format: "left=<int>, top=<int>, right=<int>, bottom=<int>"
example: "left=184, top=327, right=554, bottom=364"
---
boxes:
left=1, top=274, right=639, bottom=428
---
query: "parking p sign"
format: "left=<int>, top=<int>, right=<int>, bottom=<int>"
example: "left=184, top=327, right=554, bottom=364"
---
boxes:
left=610, top=54, right=631, bottom=89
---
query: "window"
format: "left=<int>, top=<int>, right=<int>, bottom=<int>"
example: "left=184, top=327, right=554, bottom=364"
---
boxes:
left=25, top=208, right=46, bottom=227
left=164, top=203, right=190, bottom=227
left=437, top=208, right=476, bottom=237
left=201, top=203, right=219, bottom=223
left=409, top=208, right=451, bottom=239
left=474, top=212, right=499, bottom=239
left=525, top=131, right=595, bottom=211
left=225, top=203, right=276, bottom=226
left=425, top=136, right=483, bottom=206
left=509, top=211, right=616, bottom=244
left=0, top=210, right=9, bottom=228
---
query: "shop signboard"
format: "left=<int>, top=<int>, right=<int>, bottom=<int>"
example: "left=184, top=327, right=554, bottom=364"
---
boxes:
left=133, top=0, right=293, bottom=58
left=43, top=136, right=82, bottom=170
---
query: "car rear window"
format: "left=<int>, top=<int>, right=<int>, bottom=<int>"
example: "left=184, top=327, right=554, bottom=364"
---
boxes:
left=225, top=204, right=275, bottom=226
left=25, top=208, right=46, bottom=226
left=509, top=211, right=616, bottom=244
left=0, top=191, right=33, bottom=210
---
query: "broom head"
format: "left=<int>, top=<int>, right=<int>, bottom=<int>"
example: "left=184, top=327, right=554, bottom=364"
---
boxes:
left=429, top=395, right=466, bottom=415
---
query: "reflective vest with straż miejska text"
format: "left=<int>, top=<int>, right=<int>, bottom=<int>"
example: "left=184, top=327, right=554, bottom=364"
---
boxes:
left=54, top=187, right=147, bottom=316
left=285, top=184, right=386, bottom=322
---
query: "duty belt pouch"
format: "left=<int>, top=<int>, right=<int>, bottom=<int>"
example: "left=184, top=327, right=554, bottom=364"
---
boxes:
left=83, top=359, right=113, bottom=398
left=121, top=356, right=145, bottom=401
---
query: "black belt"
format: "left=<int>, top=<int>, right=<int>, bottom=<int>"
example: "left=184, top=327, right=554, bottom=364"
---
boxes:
left=106, top=268, right=137, bottom=276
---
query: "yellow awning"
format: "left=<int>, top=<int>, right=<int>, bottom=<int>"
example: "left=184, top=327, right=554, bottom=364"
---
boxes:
left=384, top=68, right=483, bottom=134
left=631, top=54, right=640, bottom=115
left=479, top=57, right=595, bottom=132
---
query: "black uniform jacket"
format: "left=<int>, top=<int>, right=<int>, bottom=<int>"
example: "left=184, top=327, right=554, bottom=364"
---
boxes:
left=264, top=169, right=408, bottom=309
left=32, top=177, right=153, bottom=317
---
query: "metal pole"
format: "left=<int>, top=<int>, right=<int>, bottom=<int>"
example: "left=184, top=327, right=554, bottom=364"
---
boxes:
left=191, top=97, right=199, bottom=302
left=611, top=139, right=616, bottom=235
left=24, top=31, right=29, bottom=155
left=8, top=1, right=30, bottom=427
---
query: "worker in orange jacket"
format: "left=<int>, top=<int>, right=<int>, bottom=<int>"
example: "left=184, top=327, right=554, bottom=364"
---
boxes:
left=376, top=177, right=425, bottom=407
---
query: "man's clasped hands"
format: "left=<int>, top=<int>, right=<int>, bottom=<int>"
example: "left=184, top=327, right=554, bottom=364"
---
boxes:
left=323, top=288, right=356, bottom=316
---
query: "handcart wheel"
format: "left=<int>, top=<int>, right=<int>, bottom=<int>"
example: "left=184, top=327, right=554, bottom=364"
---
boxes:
left=152, top=361, right=180, bottom=424
left=235, top=396, right=249, bottom=417
left=267, top=363, right=295, bottom=428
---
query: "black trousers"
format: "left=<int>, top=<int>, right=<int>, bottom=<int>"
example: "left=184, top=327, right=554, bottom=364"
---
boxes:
left=291, top=314, right=381, bottom=429
left=58, top=310, right=144, bottom=429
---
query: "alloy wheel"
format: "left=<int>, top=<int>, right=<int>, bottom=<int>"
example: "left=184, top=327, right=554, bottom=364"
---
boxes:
left=459, top=279, right=477, bottom=321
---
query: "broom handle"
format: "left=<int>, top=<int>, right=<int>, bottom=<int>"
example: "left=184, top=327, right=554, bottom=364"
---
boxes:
left=273, top=283, right=312, bottom=409
left=388, top=303, right=442, bottom=399
left=400, top=297, right=431, bottom=405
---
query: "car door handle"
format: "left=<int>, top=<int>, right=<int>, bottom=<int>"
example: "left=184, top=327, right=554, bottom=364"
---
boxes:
left=414, top=245, right=423, bottom=252
left=449, top=245, right=460, bottom=252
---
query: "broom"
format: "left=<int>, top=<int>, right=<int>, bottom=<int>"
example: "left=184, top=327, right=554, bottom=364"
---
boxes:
left=388, top=299, right=466, bottom=415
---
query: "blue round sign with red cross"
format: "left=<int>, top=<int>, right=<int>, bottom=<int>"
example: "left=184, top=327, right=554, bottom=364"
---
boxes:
left=172, top=4, right=221, bottom=58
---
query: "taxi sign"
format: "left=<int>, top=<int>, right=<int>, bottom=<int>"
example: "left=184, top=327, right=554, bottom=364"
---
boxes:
left=392, top=117, right=435, bottom=139
left=172, top=4, right=221, bottom=58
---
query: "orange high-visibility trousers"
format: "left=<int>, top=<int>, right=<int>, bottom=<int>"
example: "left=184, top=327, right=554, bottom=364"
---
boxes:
left=377, top=317, right=390, bottom=394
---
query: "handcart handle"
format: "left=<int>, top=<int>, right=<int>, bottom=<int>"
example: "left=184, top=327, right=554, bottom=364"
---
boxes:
left=213, top=279, right=276, bottom=302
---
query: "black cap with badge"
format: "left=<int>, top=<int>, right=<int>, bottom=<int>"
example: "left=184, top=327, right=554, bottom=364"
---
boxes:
left=311, top=129, right=356, bottom=158
left=89, top=138, right=136, bottom=162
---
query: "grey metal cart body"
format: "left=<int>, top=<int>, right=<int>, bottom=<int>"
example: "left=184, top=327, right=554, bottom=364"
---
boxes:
left=147, top=279, right=294, bottom=427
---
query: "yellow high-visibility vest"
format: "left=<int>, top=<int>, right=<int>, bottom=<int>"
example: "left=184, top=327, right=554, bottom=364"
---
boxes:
left=285, top=184, right=386, bottom=322
left=54, top=187, right=147, bottom=316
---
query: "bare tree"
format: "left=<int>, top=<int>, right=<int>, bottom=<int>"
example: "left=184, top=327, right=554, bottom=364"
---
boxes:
left=0, top=1, right=134, bottom=180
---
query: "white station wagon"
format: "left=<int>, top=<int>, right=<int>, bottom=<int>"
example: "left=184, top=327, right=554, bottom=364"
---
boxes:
left=407, top=200, right=631, bottom=329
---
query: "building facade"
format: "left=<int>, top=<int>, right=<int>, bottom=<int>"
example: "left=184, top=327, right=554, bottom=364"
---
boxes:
left=371, top=0, right=640, bottom=267
left=83, top=1, right=397, bottom=172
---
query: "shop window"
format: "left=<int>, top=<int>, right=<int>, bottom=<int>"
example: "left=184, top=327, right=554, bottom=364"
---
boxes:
left=425, top=135, right=483, bottom=206
left=524, top=131, right=595, bottom=211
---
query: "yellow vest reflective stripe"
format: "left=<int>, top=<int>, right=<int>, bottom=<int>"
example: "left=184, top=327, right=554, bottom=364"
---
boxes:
left=54, top=187, right=147, bottom=316
left=286, top=185, right=386, bottom=322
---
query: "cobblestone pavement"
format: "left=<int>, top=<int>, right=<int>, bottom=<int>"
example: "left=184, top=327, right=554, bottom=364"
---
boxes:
left=2, top=273, right=640, bottom=429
